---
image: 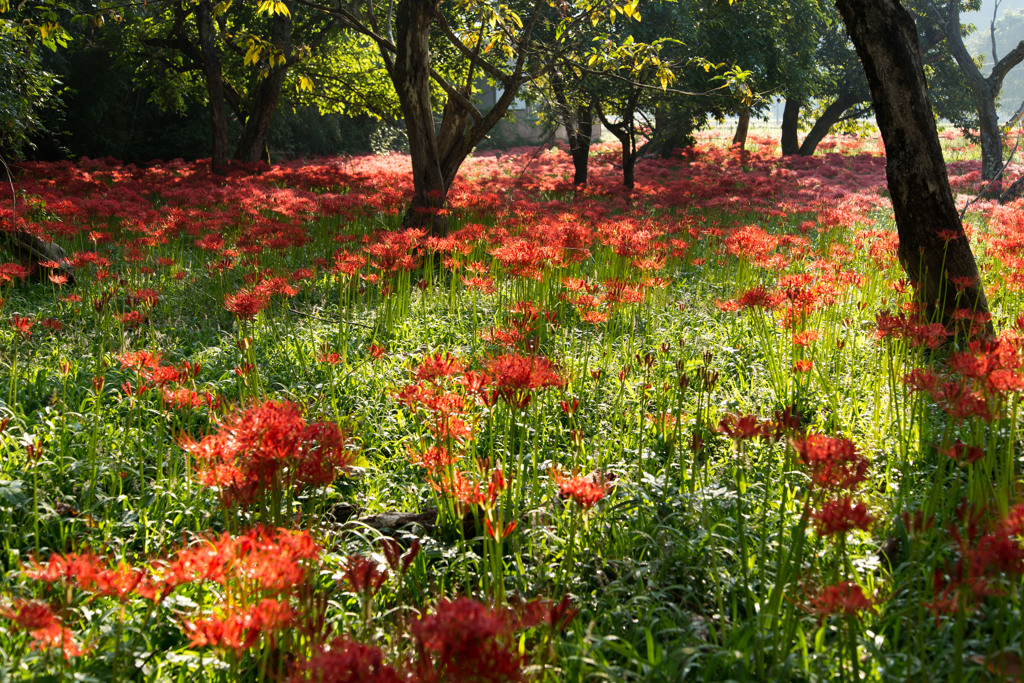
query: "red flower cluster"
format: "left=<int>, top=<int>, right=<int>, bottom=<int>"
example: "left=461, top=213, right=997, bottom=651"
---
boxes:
left=487, top=353, right=564, bottom=409
left=0, top=599, right=85, bottom=659
left=411, top=597, right=525, bottom=683
left=550, top=468, right=609, bottom=510
left=181, top=400, right=353, bottom=507
left=792, top=434, right=868, bottom=491
left=810, top=582, right=874, bottom=617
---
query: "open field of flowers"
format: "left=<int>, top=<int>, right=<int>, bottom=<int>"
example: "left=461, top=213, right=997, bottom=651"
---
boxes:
left=1, top=130, right=1023, bottom=681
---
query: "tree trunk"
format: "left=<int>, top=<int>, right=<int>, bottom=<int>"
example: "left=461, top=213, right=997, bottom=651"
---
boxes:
left=197, top=0, right=229, bottom=174
left=781, top=98, right=801, bottom=156
left=570, top=106, right=593, bottom=187
left=621, top=131, right=635, bottom=189
left=732, top=107, right=750, bottom=149
left=393, top=0, right=447, bottom=234
left=234, top=8, right=292, bottom=165
left=976, top=83, right=1004, bottom=188
left=798, top=90, right=866, bottom=156
left=835, top=0, right=991, bottom=331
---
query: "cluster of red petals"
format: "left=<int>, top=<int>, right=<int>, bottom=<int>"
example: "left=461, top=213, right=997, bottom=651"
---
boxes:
left=160, top=526, right=320, bottom=593
left=810, top=581, right=874, bottom=617
left=224, top=288, right=270, bottom=320
left=0, top=599, right=85, bottom=659
left=875, top=310, right=949, bottom=349
left=550, top=468, right=608, bottom=510
left=182, top=598, right=292, bottom=654
left=487, top=353, right=564, bottom=409
left=431, top=469, right=507, bottom=513
left=813, top=496, right=874, bottom=536
left=717, top=412, right=773, bottom=441
left=411, top=597, right=525, bottom=683
left=791, top=434, right=868, bottom=491
left=181, top=400, right=353, bottom=507
left=289, top=638, right=402, bottom=683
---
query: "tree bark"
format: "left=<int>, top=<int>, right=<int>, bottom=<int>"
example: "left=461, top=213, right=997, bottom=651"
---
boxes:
left=781, top=98, right=801, bottom=155
left=835, top=0, right=991, bottom=331
left=596, top=99, right=637, bottom=189
left=570, top=106, right=593, bottom=187
left=798, top=89, right=866, bottom=156
left=732, top=107, right=750, bottom=149
left=197, top=0, right=229, bottom=174
left=393, top=0, right=447, bottom=233
left=550, top=71, right=592, bottom=187
left=234, top=6, right=293, bottom=164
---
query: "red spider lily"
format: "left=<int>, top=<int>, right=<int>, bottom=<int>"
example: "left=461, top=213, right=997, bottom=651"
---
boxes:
left=341, top=555, right=389, bottom=595
left=0, top=599, right=85, bottom=659
left=288, top=638, right=402, bottom=683
left=431, top=469, right=506, bottom=513
left=379, top=538, right=421, bottom=575
left=407, top=445, right=458, bottom=473
left=181, top=400, right=354, bottom=507
left=487, top=353, right=563, bottom=409
left=9, top=315, right=34, bottom=336
left=485, top=517, right=517, bottom=542
left=932, top=380, right=995, bottom=422
left=22, top=552, right=155, bottom=602
left=550, top=468, right=608, bottom=510
left=119, top=311, right=146, bottom=328
left=412, top=597, right=525, bottom=683
left=735, top=285, right=784, bottom=310
left=792, top=330, right=820, bottom=346
left=511, top=594, right=579, bottom=633
left=717, top=413, right=771, bottom=441
left=317, top=352, right=342, bottom=365
left=903, top=368, right=939, bottom=393
left=182, top=598, right=292, bottom=654
left=127, top=288, right=160, bottom=307
left=163, top=388, right=218, bottom=411
left=428, top=414, right=473, bottom=442
left=791, top=434, right=868, bottom=491
left=116, top=350, right=163, bottom=371
left=813, top=496, right=874, bottom=536
left=0, top=263, right=31, bottom=283
left=369, top=343, right=387, bottom=359
left=792, top=359, right=813, bottom=373
left=810, top=582, right=875, bottom=617
left=416, top=352, right=464, bottom=383
left=939, top=440, right=987, bottom=466
left=161, top=526, right=320, bottom=593
left=224, top=289, right=269, bottom=320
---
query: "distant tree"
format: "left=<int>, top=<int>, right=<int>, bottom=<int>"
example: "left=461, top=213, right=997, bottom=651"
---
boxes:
left=303, top=0, right=659, bottom=233
left=0, top=23, right=61, bottom=161
left=781, top=0, right=972, bottom=157
left=123, top=0, right=338, bottom=171
left=932, top=0, right=1024, bottom=190
left=836, top=0, right=991, bottom=331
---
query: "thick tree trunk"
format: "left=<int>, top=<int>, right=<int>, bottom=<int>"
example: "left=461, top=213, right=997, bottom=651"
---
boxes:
left=798, top=90, right=866, bottom=156
left=550, top=71, right=592, bottom=187
left=595, top=99, right=637, bottom=189
left=781, top=98, right=801, bottom=156
left=621, top=133, right=635, bottom=189
left=197, top=0, right=229, bottom=174
left=393, top=0, right=447, bottom=234
left=732, top=107, right=750, bottom=149
left=234, top=8, right=292, bottom=165
left=835, top=0, right=991, bottom=331
left=570, top=106, right=593, bottom=187
left=976, top=84, right=1004, bottom=188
